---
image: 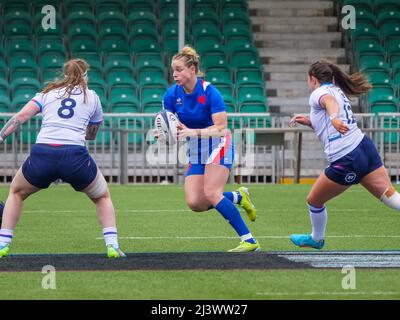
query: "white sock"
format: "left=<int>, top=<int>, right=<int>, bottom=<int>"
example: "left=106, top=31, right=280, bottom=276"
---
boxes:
left=308, top=204, right=327, bottom=241
left=0, top=229, right=14, bottom=246
left=103, top=227, right=119, bottom=247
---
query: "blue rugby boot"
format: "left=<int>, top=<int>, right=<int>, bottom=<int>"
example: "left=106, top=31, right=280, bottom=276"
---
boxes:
left=290, top=234, right=324, bottom=249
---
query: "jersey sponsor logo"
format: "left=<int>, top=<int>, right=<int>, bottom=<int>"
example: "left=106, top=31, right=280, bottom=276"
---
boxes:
left=345, top=172, right=357, bottom=183
left=198, top=94, right=206, bottom=105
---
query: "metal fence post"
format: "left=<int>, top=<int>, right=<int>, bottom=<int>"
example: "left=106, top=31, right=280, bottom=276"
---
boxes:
left=120, top=129, right=128, bottom=185
left=294, top=131, right=302, bottom=184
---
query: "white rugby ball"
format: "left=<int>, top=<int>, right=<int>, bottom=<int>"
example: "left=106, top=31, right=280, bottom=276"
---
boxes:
left=154, top=110, right=179, bottom=145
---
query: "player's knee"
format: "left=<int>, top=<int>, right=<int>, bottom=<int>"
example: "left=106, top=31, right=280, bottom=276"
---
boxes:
left=203, top=189, right=220, bottom=205
left=306, top=196, right=324, bottom=208
left=381, top=186, right=400, bottom=211
left=186, top=199, right=207, bottom=212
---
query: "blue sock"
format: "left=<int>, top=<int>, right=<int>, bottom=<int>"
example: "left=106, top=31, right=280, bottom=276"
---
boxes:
left=223, top=191, right=242, bottom=204
left=215, top=197, right=256, bottom=244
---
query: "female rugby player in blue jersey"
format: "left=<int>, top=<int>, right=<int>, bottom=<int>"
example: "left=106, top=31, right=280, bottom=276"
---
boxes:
left=162, top=46, right=260, bottom=252
left=289, top=60, right=400, bottom=249
left=0, top=59, right=125, bottom=258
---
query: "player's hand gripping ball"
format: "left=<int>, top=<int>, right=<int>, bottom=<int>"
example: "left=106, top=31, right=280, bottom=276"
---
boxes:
left=154, top=110, right=179, bottom=145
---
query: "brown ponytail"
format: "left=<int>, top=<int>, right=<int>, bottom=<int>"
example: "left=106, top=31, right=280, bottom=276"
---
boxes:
left=42, top=59, right=89, bottom=102
left=308, top=60, right=372, bottom=96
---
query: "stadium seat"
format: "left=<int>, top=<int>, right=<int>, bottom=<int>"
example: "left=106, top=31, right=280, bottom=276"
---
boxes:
left=37, top=38, right=67, bottom=57
left=195, top=39, right=225, bottom=56
left=106, top=71, right=136, bottom=88
left=237, top=86, right=267, bottom=108
left=355, top=39, right=386, bottom=56
left=349, top=23, right=380, bottom=42
left=126, top=0, right=153, bottom=12
left=130, top=39, right=162, bottom=55
left=377, top=10, right=400, bottom=28
left=191, top=8, right=219, bottom=27
left=99, top=37, right=130, bottom=54
left=366, top=70, right=391, bottom=86
left=223, top=24, right=253, bottom=42
left=4, top=11, right=32, bottom=25
left=96, top=0, right=124, bottom=15
left=359, top=54, right=390, bottom=71
left=341, top=0, right=373, bottom=11
left=9, top=55, right=39, bottom=79
left=380, top=23, right=400, bottom=43
left=236, top=70, right=265, bottom=88
left=375, top=0, right=400, bottom=12
left=103, top=53, right=133, bottom=74
left=140, top=87, right=165, bottom=110
left=98, top=10, right=126, bottom=26
left=222, top=9, right=251, bottom=27
left=225, top=40, right=259, bottom=59
left=192, top=23, right=222, bottom=41
left=230, top=53, right=262, bottom=71
left=130, top=25, right=159, bottom=43
left=70, top=38, right=98, bottom=54
left=137, top=70, right=168, bottom=88
left=2, top=2, right=30, bottom=16
left=109, top=87, right=139, bottom=111
left=10, top=77, right=42, bottom=98
left=72, top=52, right=102, bottom=73
left=64, top=0, right=94, bottom=14
left=6, top=38, right=35, bottom=57
left=128, top=11, right=157, bottom=27
left=202, top=55, right=230, bottom=72
left=205, top=70, right=232, bottom=86
left=4, top=22, right=32, bottom=37
left=355, top=9, right=376, bottom=26
left=135, top=54, right=166, bottom=75
left=68, top=23, right=97, bottom=42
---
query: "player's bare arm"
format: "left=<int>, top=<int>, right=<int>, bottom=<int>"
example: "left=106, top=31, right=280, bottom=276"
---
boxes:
left=85, top=123, right=101, bottom=140
left=177, top=112, right=228, bottom=139
left=0, top=101, right=39, bottom=142
left=289, top=114, right=313, bottom=128
left=320, top=94, right=349, bottom=134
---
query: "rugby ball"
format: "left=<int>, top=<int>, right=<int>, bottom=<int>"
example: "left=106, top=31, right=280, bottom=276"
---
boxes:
left=154, top=110, right=179, bottom=145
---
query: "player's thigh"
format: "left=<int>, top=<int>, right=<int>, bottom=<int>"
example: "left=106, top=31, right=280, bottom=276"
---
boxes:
left=360, top=165, right=392, bottom=199
left=184, top=174, right=208, bottom=208
left=203, top=164, right=230, bottom=202
left=307, top=171, right=350, bottom=207
left=10, top=168, right=40, bottom=199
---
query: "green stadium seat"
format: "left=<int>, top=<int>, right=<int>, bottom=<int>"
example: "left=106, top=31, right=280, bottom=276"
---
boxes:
left=355, top=9, right=376, bottom=26
left=222, top=9, right=251, bottom=27
left=88, top=70, right=106, bottom=87
left=130, top=39, right=162, bottom=55
left=236, top=70, right=265, bottom=88
left=135, top=54, right=166, bottom=75
left=382, top=116, right=399, bottom=144
left=223, top=24, right=253, bottom=42
left=0, top=57, right=7, bottom=79
left=202, top=55, right=230, bottom=72
left=368, top=86, right=398, bottom=110
left=9, top=55, right=39, bottom=78
left=64, top=0, right=94, bottom=14
left=386, top=39, right=400, bottom=61
left=140, top=87, right=165, bottom=110
left=68, top=23, right=97, bottom=42
left=191, top=8, right=219, bottom=27
left=355, top=39, right=385, bottom=56
left=380, top=23, right=400, bottom=42
left=90, top=84, right=108, bottom=111
left=116, top=119, right=143, bottom=145
left=0, top=79, right=10, bottom=97
left=371, top=104, right=398, bottom=113
left=4, top=22, right=32, bottom=37
left=39, top=53, right=66, bottom=71
left=366, top=70, right=391, bottom=85
left=375, top=0, right=400, bottom=12
left=350, top=23, right=380, bottom=41
left=221, top=94, right=236, bottom=113
left=37, top=38, right=67, bottom=56
left=128, top=11, right=157, bottom=27
left=96, top=0, right=124, bottom=15
left=160, top=7, right=179, bottom=23
left=103, top=53, right=133, bottom=74
left=195, top=39, right=225, bottom=56
left=99, top=37, right=130, bottom=54
left=126, top=0, right=153, bottom=12
left=225, top=40, right=259, bottom=59
left=109, top=86, right=139, bottom=111
left=67, top=10, right=96, bottom=25
left=98, top=10, right=126, bottom=25
left=33, top=11, right=62, bottom=29
left=341, top=0, right=373, bottom=11
left=237, top=86, right=267, bottom=108
left=359, top=54, right=390, bottom=71
left=138, top=70, right=168, bottom=88
left=205, top=70, right=232, bottom=86
left=99, top=24, right=128, bottom=42
left=11, top=91, right=38, bottom=112
left=106, top=71, right=136, bottom=88
left=93, top=119, right=112, bottom=145
left=221, top=0, right=248, bottom=11
left=192, top=23, right=222, bottom=41
left=4, top=11, right=32, bottom=25
left=130, top=25, right=159, bottom=42
left=41, top=69, right=63, bottom=84
left=2, top=2, right=30, bottom=16
left=6, top=38, right=34, bottom=57
left=70, top=38, right=98, bottom=54
left=230, top=53, right=262, bottom=71
left=20, top=120, right=39, bottom=144
left=214, top=84, right=234, bottom=100
left=239, top=104, right=268, bottom=113
left=377, top=10, right=400, bottom=27
left=10, top=77, right=41, bottom=96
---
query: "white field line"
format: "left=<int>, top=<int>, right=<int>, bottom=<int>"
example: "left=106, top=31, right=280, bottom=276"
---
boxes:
left=24, top=208, right=380, bottom=213
left=256, top=291, right=400, bottom=296
left=95, top=235, right=400, bottom=240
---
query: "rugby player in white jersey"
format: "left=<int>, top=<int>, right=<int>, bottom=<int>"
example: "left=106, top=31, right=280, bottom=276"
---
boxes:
left=0, top=59, right=125, bottom=258
left=289, top=60, right=400, bottom=249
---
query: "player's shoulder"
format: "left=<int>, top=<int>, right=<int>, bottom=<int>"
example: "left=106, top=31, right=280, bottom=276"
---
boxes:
left=164, top=84, right=178, bottom=98
left=310, top=85, right=333, bottom=105
left=199, top=79, right=220, bottom=97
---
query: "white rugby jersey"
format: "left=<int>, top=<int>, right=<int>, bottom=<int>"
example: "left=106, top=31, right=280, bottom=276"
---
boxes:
left=31, top=86, right=103, bottom=146
left=309, top=83, right=364, bottom=163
